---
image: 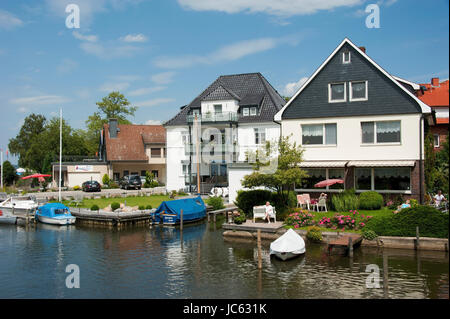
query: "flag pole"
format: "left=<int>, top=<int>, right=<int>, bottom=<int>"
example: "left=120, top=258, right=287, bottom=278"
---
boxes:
left=59, top=108, right=62, bottom=202
left=1, top=148, right=3, bottom=191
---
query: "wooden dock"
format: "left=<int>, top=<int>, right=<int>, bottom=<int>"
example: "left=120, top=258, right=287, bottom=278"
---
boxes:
left=327, top=234, right=362, bottom=256
left=71, top=209, right=152, bottom=227
left=222, top=220, right=284, bottom=233
left=207, top=206, right=238, bottom=223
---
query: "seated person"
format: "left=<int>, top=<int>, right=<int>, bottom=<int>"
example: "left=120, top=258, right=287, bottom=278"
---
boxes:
left=433, top=190, right=447, bottom=208
left=264, top=201, right=275, bottom=223
left=394, top=199, right=410, bottom=214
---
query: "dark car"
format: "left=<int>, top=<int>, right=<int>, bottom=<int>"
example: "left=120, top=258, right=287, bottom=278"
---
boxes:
left=119, top=175, right=142, bottom=190
left=82, top=180, right=101, bottom=192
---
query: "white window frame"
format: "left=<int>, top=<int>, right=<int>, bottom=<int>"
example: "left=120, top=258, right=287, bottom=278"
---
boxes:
left=243, top=107, right=249, bottom=116
left=342, top=51, right=351, bottom=64
left=349, top=81, right=368, bottom=102
left=301, top=123, right=337, bottom=146
left=254, top=128, right=266, bottom=145
left=354, top=167, right=412, bottom=194
left=360, top=120, right=401, bottom=145
left=250, top=106, right=257, bottom=116
left=328, top=82, right=347, bottom=103
left=433, top=134, right=440, bottom=148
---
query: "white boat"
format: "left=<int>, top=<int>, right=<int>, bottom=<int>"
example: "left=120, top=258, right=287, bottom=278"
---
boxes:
left=0, top=196, right=39, bottom=215
left=270, top=229, right=306, bottom=261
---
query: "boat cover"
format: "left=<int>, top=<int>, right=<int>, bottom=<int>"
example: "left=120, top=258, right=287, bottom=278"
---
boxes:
left=37, top=203, right=73, bottom=218
left=270, top=229, right=306, bottom=254
left=153, top=196, right=206, bottom=223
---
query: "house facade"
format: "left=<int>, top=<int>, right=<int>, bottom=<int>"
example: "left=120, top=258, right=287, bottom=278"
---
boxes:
left=275, top=38, right=433, bottom=202
left=164, top=72, right=285, bottom=199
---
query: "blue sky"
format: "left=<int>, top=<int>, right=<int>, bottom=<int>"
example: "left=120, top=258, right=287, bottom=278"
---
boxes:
left=1, top=0, right=448, bottom=165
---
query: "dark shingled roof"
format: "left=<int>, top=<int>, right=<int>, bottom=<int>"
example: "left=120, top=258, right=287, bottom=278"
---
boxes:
left=164, top=72, right=285, bottom=126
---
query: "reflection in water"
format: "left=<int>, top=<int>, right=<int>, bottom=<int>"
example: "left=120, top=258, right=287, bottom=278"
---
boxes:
left=0, top=222, right=448, bottom=299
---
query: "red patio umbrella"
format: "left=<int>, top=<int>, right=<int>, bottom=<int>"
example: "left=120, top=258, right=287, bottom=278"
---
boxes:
left=21, top=173, right=52, bottom=180
left=314, top=179, right=344, bottom=188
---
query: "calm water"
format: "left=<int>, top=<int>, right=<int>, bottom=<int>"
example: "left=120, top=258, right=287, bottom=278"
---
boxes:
left=0, top=221, right=448, bottom=299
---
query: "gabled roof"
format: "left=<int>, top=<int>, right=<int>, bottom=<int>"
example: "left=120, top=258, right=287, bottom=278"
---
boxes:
left=418, top=80, right=449, bottom=107
left=104, top=124, right=165, bottom=161
left=275, top=38, right=432, bottom=121
left=164, top=72, right=285, bottom=126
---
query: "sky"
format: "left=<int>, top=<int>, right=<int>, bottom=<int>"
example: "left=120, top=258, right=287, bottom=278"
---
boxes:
left=1, top=0, right=449, bottom=165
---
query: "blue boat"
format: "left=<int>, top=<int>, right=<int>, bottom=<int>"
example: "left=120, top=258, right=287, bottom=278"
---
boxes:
left=151, top=196, right=206, bottom=225
left=35, top=203, right=76, bottom=225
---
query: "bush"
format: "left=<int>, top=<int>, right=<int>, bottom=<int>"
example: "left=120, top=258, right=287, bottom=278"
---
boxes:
left=270, top=191, right=297, bottom=220
left=318, top=210, right=372, bottom=231
left=146, top=205, right=152, bottom=210
left=138, top=205, right=145, bottom=210
left=102, top=174, right=110, bottom=187
left=206, top=196, right=225, bottom=211
left=359, top=191, right=384, bottom=210
left=234, top=190, right=272, bottom=216
left=306, top=226, right=323, bottom=243
left=234, top=214, right=246, bottom=225
left=362, top=229, right=378, bottom=240
left=73, top=185, right=81, bottom=191
left=331, top=189, right=359, bottom=212
left=111, top=202, right=121, bottom=211
left=365, top=205, right=449, bottom=238
left=284, top=209, right=315, bottom=229
left=90, top=204, right=100, bottom=211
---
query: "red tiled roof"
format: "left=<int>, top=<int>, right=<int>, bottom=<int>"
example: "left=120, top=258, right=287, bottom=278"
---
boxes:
left=436, top=117, right=449, bottom=124
left=418, top=80, right=449, bottom=107
left=104, top=124, right=165, bottom=161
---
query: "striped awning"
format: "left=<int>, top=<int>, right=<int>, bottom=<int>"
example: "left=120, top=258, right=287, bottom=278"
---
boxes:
left=299, top=161, right=348, bottom=168
left=347, top=160, right=416, bottom=167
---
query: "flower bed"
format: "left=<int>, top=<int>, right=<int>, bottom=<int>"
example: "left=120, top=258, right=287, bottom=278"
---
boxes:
left=318, top=210, right=372, bottom=231
left=284, top=210, right=315, bottom=229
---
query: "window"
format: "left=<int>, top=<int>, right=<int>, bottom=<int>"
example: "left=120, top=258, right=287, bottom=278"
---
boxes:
left=192, top=109, right=200, bottom=117
left=299, top=169, right=326, bottom=189
left=254, top=128, right=266, bottom=145
left=181, top=132, right=190, bottom=144
left=141, top=170, right=146, bottom=177
left=151, top=148, right=161, bottom=157
left=182, top=164, right=188, bottom=176
left=350, top=81, right=368, bottom=101
left=214, top=104, right=222, bottom=114
left=434, top=134, right=440, bottom=148
left=302, top=123, right=337, bottom=145
left=151, top=170, right=159, bottom=178
left=328, top=168, right=345, bottom=189
left=343, top=51, right=351, bottom=64
left=355, top=167, right=411, bottom=191
left=243, top=107, right=249, bottom=116
left=328, top=83, right=346, bottom=102
left=361, top=121, right=401, bottom=144
left=250, top=107, right=257, bottom=116
left=123, top=170, right=129, bottom=177
left=113, top=173, right=120, bottom=181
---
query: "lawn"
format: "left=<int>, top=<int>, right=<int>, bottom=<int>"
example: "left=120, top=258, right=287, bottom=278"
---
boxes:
left=51, top=195, right=170, bottom=209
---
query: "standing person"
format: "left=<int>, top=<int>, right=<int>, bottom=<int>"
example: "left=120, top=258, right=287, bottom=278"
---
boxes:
left=265, top=201, right=275, bottom=224
left=434, top=190, right=447, bottom=208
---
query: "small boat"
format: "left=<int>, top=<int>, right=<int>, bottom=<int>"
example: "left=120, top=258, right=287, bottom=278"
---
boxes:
left=270, top=229, right=306, bottom=261
left=151, top=196, right=206, bottom=225
left=35, top=203, right=76, bottom=225
left=0, top=196, right=38, bottom=215
left=0, top=209, right=17, bottom=225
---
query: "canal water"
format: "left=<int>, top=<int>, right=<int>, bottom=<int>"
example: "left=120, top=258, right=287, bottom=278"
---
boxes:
left=0, top=221, right=448, bottom=299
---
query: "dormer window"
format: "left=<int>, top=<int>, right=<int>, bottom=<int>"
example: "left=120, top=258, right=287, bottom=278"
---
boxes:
left=250, top=107, right=257, bottom=116
left=343, top=51, right=351, bottom=64
left=242, top=106, right=257, bottom=116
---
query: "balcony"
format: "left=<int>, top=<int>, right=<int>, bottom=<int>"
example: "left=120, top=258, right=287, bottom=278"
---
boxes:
left=184, top=142, right=239, bottom=157
left=186, top=111, right=239, bottom=124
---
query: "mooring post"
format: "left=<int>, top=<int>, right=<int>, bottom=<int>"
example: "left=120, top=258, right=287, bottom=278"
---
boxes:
left=257, top=229, right=262, bottom=270
left=383, top=252, right=389, bottom=298
left=348, top=236, right=353, bottom=258
left=415, top=226, right=420, bottom=250
left=180, top=209, right=183, bottom=232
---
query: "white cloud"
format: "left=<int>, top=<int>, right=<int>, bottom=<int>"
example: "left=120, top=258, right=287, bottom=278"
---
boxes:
left=281, top=77, right=308, bottom=97
left=177, top=0, right=362, bottom=17
left=136, top=98, right=175, bottom=107
left=99, top=82, right=131, bottom=92
left=145, top=119, right=162, bottom=125
left=0, top=9, right=23, bottom=29
left=10, top=95, right=70, bottom=106
left=57, top=58, right=79, bottom=74
left=154, top=36, right=301, bottom=69
left=151, top=71, right=176, bottom=84
left=72, top=31, right=98, bottom=42
left=120, top=33, right=148, bottom=43
left=80, top=42, right=141, bottom=59
left=128, top=86, right=166, bottom=97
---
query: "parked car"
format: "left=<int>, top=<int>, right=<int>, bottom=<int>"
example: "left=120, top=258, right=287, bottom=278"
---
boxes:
left=82, top=180, right=101, bottom=192
left=119, top=175, right=142, bottom=190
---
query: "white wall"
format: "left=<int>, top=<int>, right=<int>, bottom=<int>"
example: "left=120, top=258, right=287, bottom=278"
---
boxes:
left=281, top=113, right=422, bottom=161
left=166, top=126, right=189, bottom=191
left=228, top=166, right=254, bottom=203
left=201, top=99, right=239, bottom=114
left=237, top=123, right=280, bottom=162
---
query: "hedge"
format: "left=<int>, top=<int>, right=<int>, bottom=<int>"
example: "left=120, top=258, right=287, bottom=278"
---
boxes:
left=365, top=205, right=448, bottom=238
left=359, top=191, right=384, bottom=210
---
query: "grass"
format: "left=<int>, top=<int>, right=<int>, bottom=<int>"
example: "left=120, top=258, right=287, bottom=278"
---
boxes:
left=284, top=207, right=394, bottom=234
left=50, top=195, right=170, bottom=209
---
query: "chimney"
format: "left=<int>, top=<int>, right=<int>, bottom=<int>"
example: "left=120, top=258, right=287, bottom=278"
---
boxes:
left=109, top=119, right=119, bottom=138
left=431, top=77, right=440, bottom=87
left=359, top=46, right=366, bottom=54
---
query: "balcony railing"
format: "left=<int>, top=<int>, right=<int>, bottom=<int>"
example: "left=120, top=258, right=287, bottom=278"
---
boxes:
left=186, top=111, right=239, bottom=123
left=184, top=142, right=239, bottom=156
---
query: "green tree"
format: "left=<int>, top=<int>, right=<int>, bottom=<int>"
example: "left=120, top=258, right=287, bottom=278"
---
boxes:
left=8, top=114, right=47, bottom=168
left=434, top=136, right=449, bottom=193
left=242, top=135, right=307, bottom=206
left=424, top=131, right=436, bottom=192
left=1, top=161, right=17, bottom=185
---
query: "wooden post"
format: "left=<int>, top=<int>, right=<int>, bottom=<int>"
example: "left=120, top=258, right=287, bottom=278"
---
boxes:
left=348, top=236, right=353, bottom=258
left=383, top=252, right=389, bottom=299
left=257, top=229, right=262, bottom=270
left=415, top=226, right=420, bottom=250
left=180, top=209, right=183, bottom=232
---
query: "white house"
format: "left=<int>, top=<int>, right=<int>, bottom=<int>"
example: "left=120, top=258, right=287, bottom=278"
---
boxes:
left=275, top=38, right=434, bottom=202
left=164, top=72, right=285, bottom=201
